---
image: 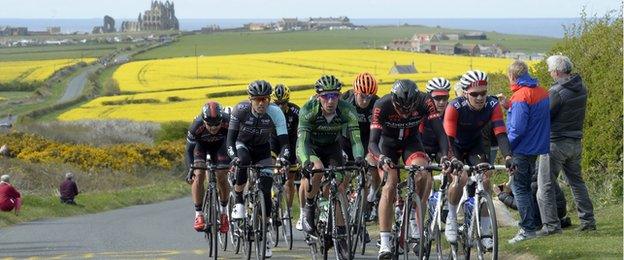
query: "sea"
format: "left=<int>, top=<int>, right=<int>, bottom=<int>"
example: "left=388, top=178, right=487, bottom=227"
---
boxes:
left=0, top=18, right=579, bottom=38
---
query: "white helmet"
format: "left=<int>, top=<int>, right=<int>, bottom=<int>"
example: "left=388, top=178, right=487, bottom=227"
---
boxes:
left=426, top=77, right=451, bottom=93
left=459, top=70, right=488, bottom=90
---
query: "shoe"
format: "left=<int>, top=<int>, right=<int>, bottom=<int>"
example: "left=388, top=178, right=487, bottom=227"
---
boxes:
left=219, top=213, right=229, bottom=233
left=301, top=204, right=316, bottom=234
left=194, top=214, right=206, bottom=231
left=444, top=218, right=458, bottom=243
left=378, top=241, right=392, bottom=259
left=335, top=238, right=350, bottom=260
left=536, top=227, right=562, bottom=236
left=409, top=218, right=420, bottom=239
left=481, top=237, right=494, bottom=251
left=232, top=203, right=245, bottom=219
left=266, top=235, right=273, bottom=258
left=577, top=224, right=596, bottom=231
left=296, top=215, right=303, bottom=231
left=507, top=229, right=537, bottom=244
left=560, top=216, right=572, bottom=229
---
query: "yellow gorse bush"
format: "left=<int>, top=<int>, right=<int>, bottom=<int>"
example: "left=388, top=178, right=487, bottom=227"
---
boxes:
left=60, top=50, right=534, bottom=122
left=0, top=58, right=95, bottom=83
left=0, top=132, right=183, bottom=171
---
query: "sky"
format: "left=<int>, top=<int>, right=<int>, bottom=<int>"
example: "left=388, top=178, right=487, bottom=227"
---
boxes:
left=0, top=0, right=619, bottom=19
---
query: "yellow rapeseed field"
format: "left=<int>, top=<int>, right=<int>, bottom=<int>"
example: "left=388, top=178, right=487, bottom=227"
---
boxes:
left=60, top=50, right=532, bottom=122
left=0, top=58, right=95, bottom=83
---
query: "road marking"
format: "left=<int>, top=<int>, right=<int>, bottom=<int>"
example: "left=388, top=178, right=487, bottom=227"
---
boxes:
left=83, top=253, right=95, bottom=258
left=192, top=249, right=205, bottom=255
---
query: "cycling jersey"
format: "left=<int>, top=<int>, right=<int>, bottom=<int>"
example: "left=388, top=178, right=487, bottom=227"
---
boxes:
left=296, top=98, right=363, bottom=164
left=341, top=89, right=378, bottom=149
left=443, top=96, right=511, bottom=159
left=227, top=101, right=290, bottom=159
left=185, top=113, right=230, bottom=165
left=270, top=102, right=299, bottom=164
left=369, top=94, right=449, bottom=161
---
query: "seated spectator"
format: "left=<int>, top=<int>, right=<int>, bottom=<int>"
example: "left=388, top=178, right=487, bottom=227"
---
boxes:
left=0, top=174, right=21, bottom=214
left=60, top=172, right=79, bottom=205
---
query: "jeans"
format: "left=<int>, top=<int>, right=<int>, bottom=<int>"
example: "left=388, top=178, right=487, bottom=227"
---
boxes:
left=536, top=154, right=561, bottom=231
left=550, top=139, right=595, bottom=226
left=511, top=154, right=541, bottom=232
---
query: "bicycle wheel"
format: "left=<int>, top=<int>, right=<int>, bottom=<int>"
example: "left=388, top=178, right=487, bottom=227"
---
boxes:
left=243, top=195, right=253, bottom=260
left=228, top=192, right=241, bottom=254
left=202, top=188, right=215, bottom=258
left=218, top=198, right=228, bottom=252
left=474, top=192, right=498, bottom=260
left=211, top=188, right=219, bottom=259
left=253, top=191, right=267, bottom=260
left=333, top=193, right=351, bottom=260
left=348, top=187, right=364, bottom=256
left=280, top=192, right=294, bottom=250
left=403, top=193, right=424, bottom=259
left=271, top=190, right=281, bottom=248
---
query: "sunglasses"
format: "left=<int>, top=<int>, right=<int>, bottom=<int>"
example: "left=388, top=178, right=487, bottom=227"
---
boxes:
left=319, top=92, right=340, bottom=100
left=357, top=93, right=374, bottom=100
left=204, top=121, right=221, bottom=127
left=250, top=96, right=270, bottom=103
left=467, top=91, right=488, bottom=98
left=432, top=95, right=450, bottom=101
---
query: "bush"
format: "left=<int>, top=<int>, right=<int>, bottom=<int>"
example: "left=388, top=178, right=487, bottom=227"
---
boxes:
left=166, top=96, right=187, bottom=102
left=155, top=120, right=189, bottom=143
left=103, top=78, right=120, bottom=96
left=101, top=98, right=160, bottom=106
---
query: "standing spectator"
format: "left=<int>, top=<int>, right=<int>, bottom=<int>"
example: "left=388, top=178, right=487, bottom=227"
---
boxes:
left=60, top=172, right=79, bottom=205
left=505, top=60, right=550, bottom=244
left=0, top=174, right=21, bottom=214
left=543, top=55, right=596, bottom=231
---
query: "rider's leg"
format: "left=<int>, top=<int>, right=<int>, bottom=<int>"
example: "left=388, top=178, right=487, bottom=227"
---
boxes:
left=406, top=152, right=432, bottom=238
left=378, top=167, right=399, bottom=231
left=192, top=167, right=206, bottom=214
left=285, top=170, right=295, bottom=208
left=300, top=156, right=324, bottom=232
left=232, top=146, right=251, bottom=219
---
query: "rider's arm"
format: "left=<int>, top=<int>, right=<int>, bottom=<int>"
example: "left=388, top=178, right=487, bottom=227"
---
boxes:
left=424, top=97, right=451, bottom=158
left=490, top=102, right=512, bottom=158
left=226, top=104, right=242, bottom=158
left=296, top=102, right=314, bottom=163
left=442, top=103, right=460, bottom=158
left=268, top=104, right=291, bottom=159
left=343, top=103, right=364, bottom=158
left=368, top=105, right=383, bottom=160
left=185, top=120, right=198, bottom=166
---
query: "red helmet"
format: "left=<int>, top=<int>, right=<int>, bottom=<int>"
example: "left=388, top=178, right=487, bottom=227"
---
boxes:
left=353, top=72, right=378, bottom=95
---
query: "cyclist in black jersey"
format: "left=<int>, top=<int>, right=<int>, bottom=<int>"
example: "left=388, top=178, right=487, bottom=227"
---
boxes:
left=340, top=72, right=380, bottom=221
left=269, top=84, right=300, bottom=220
left=420, top=77, right=452, bottom=161
left=185, top=101, right=231, bottom=233
left=227, top=80, right=290, bottom=257
left=368, top=79, right=455, bottom=258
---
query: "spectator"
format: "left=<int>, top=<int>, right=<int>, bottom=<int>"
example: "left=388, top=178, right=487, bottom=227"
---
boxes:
left=60, top=172, right=79, bottom=205
left=543, top=55, right=596, bottom=231
left=0, top=174, right=21, bottom=214
left=505, top=60, right=550, bottom=244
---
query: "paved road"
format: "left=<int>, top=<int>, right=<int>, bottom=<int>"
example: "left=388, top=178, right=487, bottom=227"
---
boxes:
left=57, top=64, right=102, bottom=104
left=0, top=197, right=385, bottom=260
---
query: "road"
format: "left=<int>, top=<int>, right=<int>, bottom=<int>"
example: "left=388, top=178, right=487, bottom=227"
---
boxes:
left=0, top=197, right=384, bottom=260
left=57, top=64, right=103, bottom=104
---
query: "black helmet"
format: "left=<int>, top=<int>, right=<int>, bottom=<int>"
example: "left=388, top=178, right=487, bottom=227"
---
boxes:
left=314, top=75, right=342, bottom=93
left=248, top=80, right=272, bottom=97
left=201, top=101, right=223, bottom=125
left=391, top=79, right=419, bottom=112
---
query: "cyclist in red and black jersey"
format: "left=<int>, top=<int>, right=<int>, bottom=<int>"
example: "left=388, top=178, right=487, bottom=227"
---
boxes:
left=442, top=70, right=513, bottom=249
left=420, top=77, right=452, bottom=161
left=185, top=101, right=231, bottom=233
left=368, top=79, right=454, bottom=258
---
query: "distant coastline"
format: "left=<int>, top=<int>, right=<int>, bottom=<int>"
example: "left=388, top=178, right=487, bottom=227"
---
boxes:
left=0, top=18, right=578, bottom=38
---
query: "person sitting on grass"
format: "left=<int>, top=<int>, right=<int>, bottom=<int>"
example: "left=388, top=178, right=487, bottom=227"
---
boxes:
left=0, top=174, right=21, bottom=214
left=60, top=172, right=79, bottom=205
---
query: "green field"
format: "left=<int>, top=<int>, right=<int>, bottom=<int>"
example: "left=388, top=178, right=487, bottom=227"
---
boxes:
left=135, top=26, right=557, bottom=60
left=0, top=43, right=133, bottom=61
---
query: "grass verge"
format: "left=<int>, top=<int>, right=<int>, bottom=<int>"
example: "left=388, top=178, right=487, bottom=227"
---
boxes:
left=0, top=180, right=189, bottom=228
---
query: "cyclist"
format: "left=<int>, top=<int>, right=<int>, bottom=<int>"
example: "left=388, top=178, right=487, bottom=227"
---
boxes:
left=228, top=80, right=290, bottom=258
left=442, top=70, right=513, bottom=250
left=420, top=77, right=452, bottom=161
left=185, top=101, right=231, bottom=233
left=340, top=72, right=380, bottom=222
left=297, top=75, right=365, bottom=259
left=270, top=84, right=300, bottom=224
left=368, top=79, right=453, bottom=258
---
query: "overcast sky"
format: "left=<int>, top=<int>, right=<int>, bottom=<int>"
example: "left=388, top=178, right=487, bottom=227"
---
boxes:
left=0, top=0, right=619, bottom=19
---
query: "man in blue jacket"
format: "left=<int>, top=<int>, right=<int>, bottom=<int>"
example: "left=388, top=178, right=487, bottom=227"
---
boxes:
left=505, top=60, right=550, bottom=244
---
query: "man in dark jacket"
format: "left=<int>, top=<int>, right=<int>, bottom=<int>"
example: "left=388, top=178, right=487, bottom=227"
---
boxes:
left=541, top=55, right=595, bottom=232
left=60, top=172, right=79, bottom=205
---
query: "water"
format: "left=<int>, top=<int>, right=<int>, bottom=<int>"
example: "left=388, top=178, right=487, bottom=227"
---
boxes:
left=0, top=18, right=578, bottom=38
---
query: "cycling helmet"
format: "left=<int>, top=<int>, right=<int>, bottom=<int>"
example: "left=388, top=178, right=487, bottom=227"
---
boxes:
left=353, top=72, right=378, bottom=95
left=391, top=79, right=419, bottom=112
left=315, top=75, right=342, bottom=93
left=272, top=84, right=290, bottom=102
left=459, top=70, right=488, bottom=90
left=201, top=101, right=223, bottom=125
left=248, top=80, right=272, bottom=97
left=426, top=77, right=451, bottom=95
